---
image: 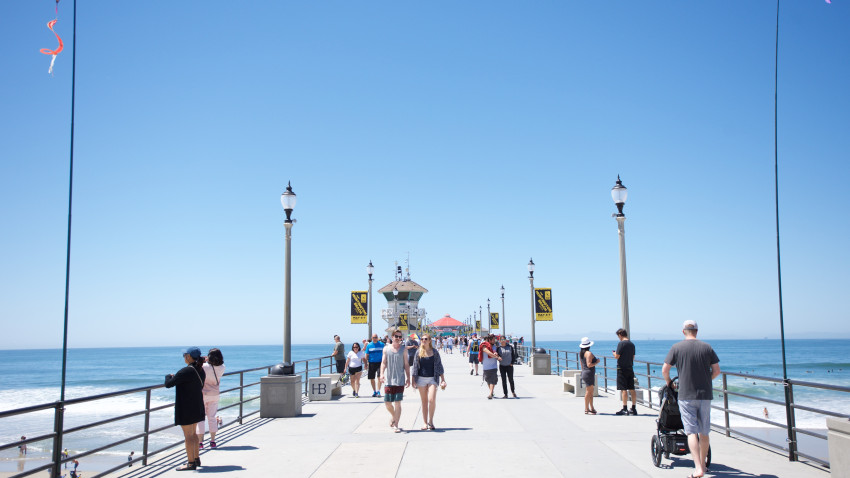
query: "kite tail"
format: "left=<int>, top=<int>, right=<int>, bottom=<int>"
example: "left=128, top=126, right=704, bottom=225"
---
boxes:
left=40, top=19, right=64, bottom=74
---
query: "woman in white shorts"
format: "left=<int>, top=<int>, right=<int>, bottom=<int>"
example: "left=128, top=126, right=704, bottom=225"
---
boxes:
left=345, top=342, right=366, bottom=398
left=411, top=334, right=446, bottom=430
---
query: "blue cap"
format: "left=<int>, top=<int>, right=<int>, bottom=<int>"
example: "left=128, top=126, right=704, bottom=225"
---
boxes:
left=183, top=347, right=201, bottom=359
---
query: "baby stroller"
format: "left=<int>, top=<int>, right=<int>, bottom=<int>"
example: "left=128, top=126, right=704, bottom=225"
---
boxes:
left=651, top=377, right=711, bottom=468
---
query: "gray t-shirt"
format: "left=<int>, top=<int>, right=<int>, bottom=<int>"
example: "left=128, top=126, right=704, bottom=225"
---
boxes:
left=664, top=339, right=720, bottom=400
left=332, top=342, right=345, bottom=360
left=497, top=345, right=513, bottom=366
left=383, top=345, right=407, bottom=386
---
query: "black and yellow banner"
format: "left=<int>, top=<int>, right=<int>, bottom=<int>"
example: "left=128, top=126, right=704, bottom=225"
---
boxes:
left=490, top=312, right=499, bottom=329
left=351, top=291, right=368, bottom=324
left=475, top=320, right=481, bottom=331
left=399, top=313, right=409, bottom=330
left=534, top=288, right=553, bottom=321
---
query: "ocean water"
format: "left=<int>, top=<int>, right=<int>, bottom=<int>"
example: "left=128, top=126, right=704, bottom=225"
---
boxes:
left=1, top=340, right=847, bottom=471
left=536, top=339, right=850, bottom=430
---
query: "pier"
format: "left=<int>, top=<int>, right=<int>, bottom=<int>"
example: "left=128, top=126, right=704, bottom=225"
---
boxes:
left=115, top=352, right=826, bottom=478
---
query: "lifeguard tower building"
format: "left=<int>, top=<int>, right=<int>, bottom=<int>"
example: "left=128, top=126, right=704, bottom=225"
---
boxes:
left=379, top=262, right=428, bottom=332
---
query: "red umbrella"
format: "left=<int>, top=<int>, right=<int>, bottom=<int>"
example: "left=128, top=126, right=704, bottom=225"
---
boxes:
left=431, top=315, right=464, bottom=328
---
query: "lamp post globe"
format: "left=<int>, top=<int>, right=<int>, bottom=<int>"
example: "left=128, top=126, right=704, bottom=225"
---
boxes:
left=281, top=182, right=297, bottom=222
left=281, top=182, right=296, bottom=364
left=611, top=175, right=627, bottom=216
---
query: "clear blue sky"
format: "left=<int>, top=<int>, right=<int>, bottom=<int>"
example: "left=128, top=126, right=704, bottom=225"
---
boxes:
left=1, top=0, right=847, bottom=349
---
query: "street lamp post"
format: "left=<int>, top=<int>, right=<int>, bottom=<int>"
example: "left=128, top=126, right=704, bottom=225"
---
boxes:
left=500, top=285, right=506, bottom=337
left=611, top=175, right=631, bottom=338
left=528, top=258, right=536, bottom=349
left=393, top=286, right=399, bottom=329
left=367, top=260, right=374, bottom=338
left=480, top=305, right=484, bottom=335
left=487, top=299, right=491, bottom=335
left=281, top=182, right=297, bottom=364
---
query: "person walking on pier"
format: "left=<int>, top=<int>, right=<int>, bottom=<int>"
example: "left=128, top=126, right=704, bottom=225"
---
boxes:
left=412, top=333, right=446, bottom=430
left=497, top=337, right=517, bottom=398
left=579, top=337, right=599, bottom=414
left=197, top=348, right=225, bottom=449
left=345, top=342, right=366, bottom=397
left=467, top=334, right=481, bottom=375
left=365, top=334, right=385, bottom=397
left=405, top=333, right=420, bottom=366
left=481, top=334, right=500, bottom=399
left=613, top=328, right=638, bottom=416
left=165, top=346, right=206, bottom=471
left=331, top=335, right=346, bottom=375
left=380, top=328, right=411, bottom=432
left=662, top=320, right=720, bottom=478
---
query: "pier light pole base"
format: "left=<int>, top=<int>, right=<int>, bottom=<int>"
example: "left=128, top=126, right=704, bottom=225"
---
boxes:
left=260, top=375, right=302, bottom=418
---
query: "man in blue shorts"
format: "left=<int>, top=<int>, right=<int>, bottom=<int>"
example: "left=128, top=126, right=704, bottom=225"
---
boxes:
left=364, top=334, right=385, bottom=397
left=662, top=320, right=720, bottom=478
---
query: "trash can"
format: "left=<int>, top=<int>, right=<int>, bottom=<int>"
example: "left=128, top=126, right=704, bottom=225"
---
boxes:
left=532, top=350, right=551, bottom=375
left=261, top=362, right=302, bottom=417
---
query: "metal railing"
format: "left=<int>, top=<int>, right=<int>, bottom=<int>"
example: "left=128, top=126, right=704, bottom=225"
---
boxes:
left=516, top=345, right=848, bottom=468
left=0, top=355, right=337, bottom=478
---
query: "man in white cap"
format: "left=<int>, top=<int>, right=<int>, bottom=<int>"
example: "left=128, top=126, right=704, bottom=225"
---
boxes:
left=662, top=320, right=720, bottom=478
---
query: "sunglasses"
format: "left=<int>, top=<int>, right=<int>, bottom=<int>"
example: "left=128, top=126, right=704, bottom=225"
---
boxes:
left=422, top=338, right=431, bottom=341
left=393, top=335, right=403, bottom=339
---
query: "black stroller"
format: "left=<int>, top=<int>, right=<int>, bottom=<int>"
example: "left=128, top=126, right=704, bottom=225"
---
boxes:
left=651, top=377, right=711, bottom=468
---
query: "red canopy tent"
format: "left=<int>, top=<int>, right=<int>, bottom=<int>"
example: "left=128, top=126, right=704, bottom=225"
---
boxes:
left=431, top=315, right=464, bottom=328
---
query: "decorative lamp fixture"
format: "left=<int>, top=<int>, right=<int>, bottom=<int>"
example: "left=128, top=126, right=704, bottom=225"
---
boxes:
left=281, top=182, right=297, bottom=222
left=611, top=175, right=627, bottom=216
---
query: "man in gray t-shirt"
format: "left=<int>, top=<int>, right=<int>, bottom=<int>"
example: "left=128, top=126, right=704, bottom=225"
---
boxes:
left=331, top=335, right=346, bottom=374
left=662, top=320, right=720, bottom=478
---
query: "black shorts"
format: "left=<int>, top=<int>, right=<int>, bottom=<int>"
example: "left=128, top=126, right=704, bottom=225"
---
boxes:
left=367, top=362, right=381, bottom=379
left=469, top=354, right=479, bottom=364
left=336, top=359, right=346, bottom=374
left=348, top=366, right=362, bottom=375
left=617, top=367, right=635, bottom=390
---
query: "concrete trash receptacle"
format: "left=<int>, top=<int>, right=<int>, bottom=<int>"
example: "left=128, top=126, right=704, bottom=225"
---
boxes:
left=308, top=377, right=333, bottom=401
left=260, top=374, right=302, bottom=418
left=532, top=353, right=551, bottom=375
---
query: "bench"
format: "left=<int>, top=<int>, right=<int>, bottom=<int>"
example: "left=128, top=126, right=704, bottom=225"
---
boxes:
left=320, top=373, right=343, bottom=396
left=562, top=370, right=599, bottom=397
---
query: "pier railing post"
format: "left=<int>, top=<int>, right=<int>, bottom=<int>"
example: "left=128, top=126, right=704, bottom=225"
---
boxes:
left=555, top=351, right=560, bottom=375
left=722, top=373, right=730, bottom=437
left=785, top=379, right=798, bottom=461
left=51, top=402, right=65, bottom=478
left=239, top=372, right=244, bottom=425
left=603, top=357, right=608, bottom=393
left=142, top=390, right=151, bottom=466
left=646, top=363, right=652, bottom=409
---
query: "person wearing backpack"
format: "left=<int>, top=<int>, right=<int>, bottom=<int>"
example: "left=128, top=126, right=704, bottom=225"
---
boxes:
left=467, top=334, right=481, bottom=375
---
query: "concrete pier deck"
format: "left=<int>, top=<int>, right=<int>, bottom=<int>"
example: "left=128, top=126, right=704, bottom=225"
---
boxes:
left=117, top=351, right=828, bottom=478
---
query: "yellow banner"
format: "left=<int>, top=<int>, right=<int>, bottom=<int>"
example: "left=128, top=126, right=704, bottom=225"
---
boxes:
left=475, top=320, right=481, bottom=331
left=490, top=312, right=499, bottom=329
left=351, top=291, right=367, bottom=324
left=534, top=288, right=553, bottom=321
left=399, top=313, right=408, bottom=331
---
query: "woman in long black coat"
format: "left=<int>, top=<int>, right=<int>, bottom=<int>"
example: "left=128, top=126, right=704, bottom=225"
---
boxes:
left=165, top=347, right=206, bottom=471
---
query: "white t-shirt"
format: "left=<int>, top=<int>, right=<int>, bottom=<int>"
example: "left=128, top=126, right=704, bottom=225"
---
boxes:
left=347, top=350, right=366, bottom=368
